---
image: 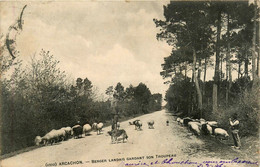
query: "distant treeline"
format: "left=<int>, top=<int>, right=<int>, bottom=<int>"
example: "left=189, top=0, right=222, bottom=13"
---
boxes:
left=1, top=50, right=162, bottom=155
left=154, top=1, right=259, bottom=137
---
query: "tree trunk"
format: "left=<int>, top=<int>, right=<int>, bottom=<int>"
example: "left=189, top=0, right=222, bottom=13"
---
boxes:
left=174, top=64, right=177, bottom=75
left=257, top=3, right=260, bottom=78
left=185, top=62, right=187, bottom=79
left=203, top=57, right=207, bottom=98
left=252, top=0, right=257, bottom=87
left=213, top=84, right=218, bottom=112
left=245, top=45, right=249, bottom=78
left=228, top=46, right=232, bottom=106
left=213, top=10, right=222, bottom=112
left=189, top=86, right=192, bottom=116
left=192, top=48, right=203, bottom=112
left=226, top=13, right=232, bottom=106
left=198, top=58, right=202, bottom=81
left=238, top=62, right=241, bottom=79
left=179, top=65, right=183, bottom=74
left=204, top=58, right=207, bottom=83
left=220, top=54, right=223, bottom=82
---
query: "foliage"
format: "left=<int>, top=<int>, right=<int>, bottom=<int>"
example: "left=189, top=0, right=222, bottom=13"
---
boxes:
left=1, top=50, right=162, bottom=155
left=155, top=1, right=259, bottom=137
left=107, top=82, right=162, bottom=116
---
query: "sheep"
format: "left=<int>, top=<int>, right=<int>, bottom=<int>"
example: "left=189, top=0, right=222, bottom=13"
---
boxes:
left=96, top=122, right=103, bottom=135
left=108, top=129, right=128, bottom=144
left=72, top=125, right=83, bottom=139
left=132, top=120, right=139, bottom=129
left=61, top=127, right=72, bottom=140
left=199, top=118, right=207, bottom=126
left=179, top=119, right=184, bottom=126
left=199, top=118, right=207, bottom=125
left=206, top=121, right=218, bottom=127
left=188, top=122, right=201, bottom=136
left=183, top=117, right=193, bottom=126
left=133, top=120, right=142, bottom=130
left=201, top=123, right=213, bottom=135
left=92, top=123, right=98, bottom=131
left=177, top=117, right=181, bottom=125
left=56, top=129, right=66, bottom=142
left=83, top=124, right=92, bottom=136
left=193, top=119, right=201, bottom=123
left=48, top=129, right=60, bottom=143
left=214, top=128, right=229, bottom=140
left=42, top=129, right=59, bottom=145
left=71, top=125, right=80, bottom=136
left=36, top=128, right=67, bottom=146
left=72, top=125, right=81, bottom=129
left=147, top=120, right=154, bottom=129
left=34, top=136, right=42, bottom=146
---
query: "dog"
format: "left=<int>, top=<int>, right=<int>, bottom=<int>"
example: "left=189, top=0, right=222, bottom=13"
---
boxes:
left=108, top=129, right=128, bottom=144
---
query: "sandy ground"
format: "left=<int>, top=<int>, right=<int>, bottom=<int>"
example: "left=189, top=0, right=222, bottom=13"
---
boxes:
left=1, top=109, right=259, bottom=167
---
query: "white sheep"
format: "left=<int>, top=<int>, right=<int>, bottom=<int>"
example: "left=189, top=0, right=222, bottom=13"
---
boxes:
left=206, top=124, right=213, bottom=135
left=199, top=119, right=207, bottom=125
left=177, top=117, right=181, bottom=124
left=214, top=128, right=229, bottom=140
left=56, top=129, right=66, bottom=141
left=63, top=126, right=72, bottom=139
left=179, top=119, right=184, bottom=126
left=188, top=122, right=201, bottom=135
left=42, top=129, right=59, bottom=145
left=62, top=127, right=72, bottom=135
left=92, top=123, right=98, bottom=131
left=207, top=121, right=218, bottom=127
left=193, top=119, right=200, bottom=122
left=83, top=124, right=92, bottom=136
left=34, top=136, right=42, bottom=146
left=96, top=122, right=103, bottom=135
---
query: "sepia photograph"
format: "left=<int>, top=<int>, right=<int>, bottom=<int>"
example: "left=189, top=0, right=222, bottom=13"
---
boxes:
left=0, top=0, right=259, bottom=167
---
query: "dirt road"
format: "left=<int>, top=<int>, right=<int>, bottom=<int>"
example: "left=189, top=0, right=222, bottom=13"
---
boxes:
left=1, top=110, right=258, bottom=167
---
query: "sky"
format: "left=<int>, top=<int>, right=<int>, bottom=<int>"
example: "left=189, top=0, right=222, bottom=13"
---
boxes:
left=1, top=1, right=256, bottom=100
left=0, top=1, right=172, bottom=99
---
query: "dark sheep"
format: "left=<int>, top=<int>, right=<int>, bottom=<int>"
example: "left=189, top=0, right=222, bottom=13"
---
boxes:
left=72, top=125, right=83, bottom=139
left=133, top=120, right=142, bottom=130
left=183, top=117, right=193, bottom=126
left=147, top=120, right=155, bottom=129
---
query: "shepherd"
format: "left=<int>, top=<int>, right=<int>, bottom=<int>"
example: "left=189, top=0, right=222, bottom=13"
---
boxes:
left=229, top=113, right=241, bottom=149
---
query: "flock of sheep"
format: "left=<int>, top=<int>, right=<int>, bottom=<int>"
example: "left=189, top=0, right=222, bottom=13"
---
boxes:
left=34, top=119, right=157, bottom=146
left=176, top=117, right=229, bottom=140
left=128, top=120, right=155, bottom=130
left=35, top=116, right=228, bottom=147
left=34, top=122, right=104, bottom=146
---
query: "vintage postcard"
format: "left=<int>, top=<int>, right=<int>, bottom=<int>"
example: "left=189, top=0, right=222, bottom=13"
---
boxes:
left=0, top=0, right=259, bottom=167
